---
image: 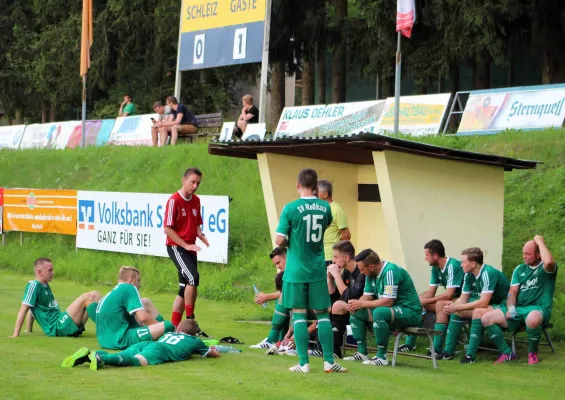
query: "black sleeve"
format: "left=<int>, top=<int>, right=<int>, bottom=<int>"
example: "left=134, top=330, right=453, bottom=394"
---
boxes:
left=341, top=274, right=366, bottom=302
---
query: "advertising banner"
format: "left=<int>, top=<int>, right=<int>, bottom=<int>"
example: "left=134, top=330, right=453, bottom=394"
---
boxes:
left=0, top=188, right=3, bottom=234
left=457, top=84, right=565, bottom=135
left=108, top=114, right=158, bottom=146
left=76, top=191, right=229, bottom=264
left=19, top=121, right=80, bottom=149
left=2, top=189, right=77, bottom=235
left=0, top=125, right=26, bottom=149
left=375, top=94, right=451, bottom=136
left=274, top=100, right=387, bottom=139
left=63, top=120, right=115, bottom=148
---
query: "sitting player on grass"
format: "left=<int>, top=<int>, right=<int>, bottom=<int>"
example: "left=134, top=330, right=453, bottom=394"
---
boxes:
left=62, top=319, right=219, bottom=370
left=95, top=266, right=175, bottom=350
left=345, top=249, right=422, bottom=366
left=250, top=247, right=290, bottom=350
left=326, top=240, right=366, bottom=358
left=480, top=235, right=557, bottom=365
left=438, top=247, right=510, bottom=363
left=10, top=258, right=101, bottom=338
left=400, top=239, right=464, bottom=354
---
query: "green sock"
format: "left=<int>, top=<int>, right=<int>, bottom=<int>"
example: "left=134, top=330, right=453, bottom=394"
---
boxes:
left=466, top=319, right=484, bottom=358
left=527, top=326, right=542, bottom=353
left=156, top=314, right=165, bottom=323
left=266, top=304, right=290, bottom=343
left=99, top=352, right=141, bottom=367
left=433, top=323, right=448, bottom=352
left=373, top=309, right=392, bottom=359
left=292, top=312, right=309, bottom=366
left=405, top=335, right=417, bottom=349
left=443, top=315, right=464, bottom=356
left=96, top=350, right=109, bottom=356
left=316, top=312, right=335, bottom=363
left=350, top=309, right=369, bottom=355
left=486, top=324, right=512, bottom=354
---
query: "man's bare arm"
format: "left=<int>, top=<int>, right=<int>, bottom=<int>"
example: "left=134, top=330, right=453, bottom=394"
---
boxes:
left=25, top=310, right=34, bottom=333
left=11, top=304, right=31, bottom=337
left=134, top=309, right=158, bottom=327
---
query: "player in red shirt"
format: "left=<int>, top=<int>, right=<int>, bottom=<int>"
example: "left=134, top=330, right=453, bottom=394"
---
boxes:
left=164, top=168, right=210, bottom=327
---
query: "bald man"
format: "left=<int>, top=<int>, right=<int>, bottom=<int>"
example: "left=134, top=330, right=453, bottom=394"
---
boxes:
left=480, top=235, right=557, bottom=365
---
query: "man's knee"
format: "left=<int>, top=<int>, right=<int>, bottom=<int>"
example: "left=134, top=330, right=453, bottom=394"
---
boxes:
left=481, top=311, right=495, bottom=326
left=332, top=301, right=348, bottom=315
left=526, top=311, right=543, bottom=328
left=89, top=290, right=101, bottom=302
left=435, top=301, right=446, bottom=314
left=472, top=308, right=489, bottom=320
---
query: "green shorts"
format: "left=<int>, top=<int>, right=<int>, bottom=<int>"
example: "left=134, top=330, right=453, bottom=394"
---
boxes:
left=389, top=306, right=422, bottom=329
left=56, top=312, right=84, bottom=337
left=124, top=342, right=168, bottom=365
left=86, top=303, right=98, bottom=324
left=281, top=280, right=330, bottom=311
left=122, top=326, right=154, bottom=348
left=493, top=304, right=550, bottom=332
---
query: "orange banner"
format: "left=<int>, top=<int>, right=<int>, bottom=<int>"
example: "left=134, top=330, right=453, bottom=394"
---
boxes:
left=2, top=189, right=77, bottom=235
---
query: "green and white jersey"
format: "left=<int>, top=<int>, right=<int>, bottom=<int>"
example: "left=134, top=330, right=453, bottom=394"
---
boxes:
left=96, top=283, right=145, bottom=349
left=429, top=257, right=464, bottom=296
left=276, top=197, right=332, bottom=283
left=462, top=264, right=510, bottom=305
left=22, top=280, right=60, bottom=336
left=156, top=332, right=210, bottom=361
left=363, top=262, right=422, bottom=313
left=511, top=262, right=558, bottom=312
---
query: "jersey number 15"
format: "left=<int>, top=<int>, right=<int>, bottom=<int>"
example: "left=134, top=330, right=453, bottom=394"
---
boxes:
left=303, top=214, right=323, bottom=243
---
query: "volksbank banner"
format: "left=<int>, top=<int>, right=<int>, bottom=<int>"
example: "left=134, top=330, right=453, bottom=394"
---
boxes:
left=457, top=84, right=565, bottom=135
left=76, top=191, right=229, bottom=264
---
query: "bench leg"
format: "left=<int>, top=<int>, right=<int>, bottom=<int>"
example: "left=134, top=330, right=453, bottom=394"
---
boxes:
left=428, top=334, right=438, bottom=369
left=511, top=332, right=517, bottom=355
left=392, top=332, right=404, bottom=367
left=543, top=328, right=556, bottom=354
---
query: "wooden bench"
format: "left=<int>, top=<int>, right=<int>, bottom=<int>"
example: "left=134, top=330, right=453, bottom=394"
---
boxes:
left=174, top=112, right=223, bottom=144
left=391, top=327, right=444, bottom=369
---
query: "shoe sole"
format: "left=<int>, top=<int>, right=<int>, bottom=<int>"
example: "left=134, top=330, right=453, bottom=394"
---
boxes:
left=88, top=352, right=99, bottom=371
left=61, top=347, right=90, bottom=368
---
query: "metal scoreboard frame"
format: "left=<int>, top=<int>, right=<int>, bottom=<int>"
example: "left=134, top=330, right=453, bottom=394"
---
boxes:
left=174, top=0, right=272, bottom=123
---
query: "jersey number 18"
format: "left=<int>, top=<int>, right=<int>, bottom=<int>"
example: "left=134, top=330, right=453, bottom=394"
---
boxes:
left=158, top=333, right=185, bottom=345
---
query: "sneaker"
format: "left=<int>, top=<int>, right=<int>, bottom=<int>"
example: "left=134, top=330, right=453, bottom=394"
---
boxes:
left=61, top=347, right=90, bottom=368
left=324, top=361, right=348, bottom=373
left=528, top=352, right=539, bottom=365
left=438, top=352, right=454, bottom=361
left=460, top=356, right=476, bottom=364
left=494, top=352, right=516, bottom=364
left=308, top=349, right=340, bottom=359
left=265, top=344, right=279, bottom=355
left=196, top=331, right=209, bottom=338
left=281, top=349, right=297, bottom=356
left=343, top=352, right=370, bottom=362
left=426, top=349, right=442, bottom=357
left=397, top=344, right=415, bottom=353
left=250, top=338, right=274, bottom=349
left=362, top=356, right=389, bottom=366
left=289, top=363, right=310, bottom=373
left=88, top=351, right=104, bottom=371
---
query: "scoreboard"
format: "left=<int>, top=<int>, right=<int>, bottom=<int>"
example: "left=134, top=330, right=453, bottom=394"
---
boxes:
left=179, top=0, right=266, bottom=71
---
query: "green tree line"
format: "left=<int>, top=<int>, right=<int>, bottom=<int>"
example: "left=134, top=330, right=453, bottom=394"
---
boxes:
left=1, top=0, right=564, bottom=126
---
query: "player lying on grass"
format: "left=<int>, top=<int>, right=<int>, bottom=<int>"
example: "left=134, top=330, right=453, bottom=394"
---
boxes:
left=10, top=258, right=101, bottom=338
left=275, top=167, right=347, bottom=373
left=327, top=240, right=366, bottom=358
left=345, top=249, right=422, bottom=366
left=400, top=240, right=464, bottom=353
left=95, top=266, right=175, bottom=350
left=250, top=247, right=290, bottom=350
left=62, top=319, right=220, bottom=370
left=481, top=235, right=558, bottom=365
left=437, top=247, right=510, bottom=363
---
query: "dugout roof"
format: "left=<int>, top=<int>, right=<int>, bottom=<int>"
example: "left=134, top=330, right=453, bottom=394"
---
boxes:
left=208, top=133, right=539, bottom=171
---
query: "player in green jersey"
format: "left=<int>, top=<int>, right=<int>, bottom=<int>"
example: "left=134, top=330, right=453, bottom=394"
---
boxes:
left=95, top=266, right=175, bottom=350
left=62, top=319, right=220, bottom=370
left=345, top=249, right=422, bottom=366
left=401, top=240, right=465, bottom=353
left=275, top=168, right=347, bottom=373
left=481, top=235, right=557, bottom=365
left=438, top=247, right=510, bottom=362
left=11, top=258, right=101, bottom=338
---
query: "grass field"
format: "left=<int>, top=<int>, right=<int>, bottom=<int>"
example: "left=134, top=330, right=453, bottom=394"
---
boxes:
left=0, top=271, right=562, bottom=400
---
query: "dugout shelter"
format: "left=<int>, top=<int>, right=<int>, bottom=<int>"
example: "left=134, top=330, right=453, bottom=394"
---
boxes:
left=209, top=133, right=538, bottom=291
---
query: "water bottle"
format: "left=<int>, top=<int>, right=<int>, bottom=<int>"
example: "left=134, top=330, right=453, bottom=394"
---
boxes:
left=213, top=345, right=242, bottom=353
left=253, top=285, right=268, bottom=308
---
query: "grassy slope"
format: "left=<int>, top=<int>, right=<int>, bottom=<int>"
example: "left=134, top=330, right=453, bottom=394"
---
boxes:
left=0, top=271, right=562, bottom=400
left=0, top=130, right=564, bottom=333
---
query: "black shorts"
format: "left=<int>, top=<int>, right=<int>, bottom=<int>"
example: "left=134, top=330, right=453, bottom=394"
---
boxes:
left=167, top=246, right=199, bottom=287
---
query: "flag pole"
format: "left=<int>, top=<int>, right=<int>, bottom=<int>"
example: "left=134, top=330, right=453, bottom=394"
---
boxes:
left=393, top=31, right=401, bottom=134
left=81, top=74, right=87, bottom=148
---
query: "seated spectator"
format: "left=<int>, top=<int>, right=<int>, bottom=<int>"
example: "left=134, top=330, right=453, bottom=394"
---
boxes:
left=118, top=94, right=136, bottom=117
left=151, top=101, right=173, bottom=147
left=233, top=94, right=259, bottom=139
left=157, top=96, right=198, bottom=146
